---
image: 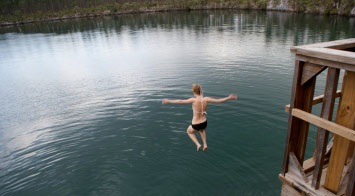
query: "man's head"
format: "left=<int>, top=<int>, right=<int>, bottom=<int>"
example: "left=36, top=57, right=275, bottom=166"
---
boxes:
left=192, top=84, right=201, bottom=95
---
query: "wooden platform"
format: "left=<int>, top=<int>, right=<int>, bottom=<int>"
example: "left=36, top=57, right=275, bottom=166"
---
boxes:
left=279, top=39, right=355, bottom=196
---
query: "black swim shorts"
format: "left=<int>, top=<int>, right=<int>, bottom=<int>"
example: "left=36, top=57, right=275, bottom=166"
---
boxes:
left=191, top=121, right=207, bottom=131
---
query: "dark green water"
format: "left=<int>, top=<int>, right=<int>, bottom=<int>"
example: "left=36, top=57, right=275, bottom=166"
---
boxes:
left=0, top=10, right=354, bottom=196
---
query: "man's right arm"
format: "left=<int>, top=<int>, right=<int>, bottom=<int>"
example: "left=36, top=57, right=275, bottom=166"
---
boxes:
left=205, top=95, right=237, bottom=104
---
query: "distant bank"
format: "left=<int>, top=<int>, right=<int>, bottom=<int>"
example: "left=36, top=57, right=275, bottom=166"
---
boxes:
left=1, top=0, right=354, bottom=26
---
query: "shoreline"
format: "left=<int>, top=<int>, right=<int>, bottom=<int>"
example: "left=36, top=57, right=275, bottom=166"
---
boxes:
left=1, top=4, right=354, bottom=27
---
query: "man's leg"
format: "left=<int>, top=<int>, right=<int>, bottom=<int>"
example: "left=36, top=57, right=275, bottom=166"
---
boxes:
left=187, top=125, right=201, bottom=152
left=199, top=130, right=207, bottom=152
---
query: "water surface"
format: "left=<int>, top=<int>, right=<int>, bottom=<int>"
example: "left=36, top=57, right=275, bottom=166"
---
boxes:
left=0, top=10, right=354, bottom=196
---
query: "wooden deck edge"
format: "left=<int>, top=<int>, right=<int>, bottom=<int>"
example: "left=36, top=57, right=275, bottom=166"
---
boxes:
left=292, top=47, right=355, bottom=66
left=290, top=38, right=355, bottom=51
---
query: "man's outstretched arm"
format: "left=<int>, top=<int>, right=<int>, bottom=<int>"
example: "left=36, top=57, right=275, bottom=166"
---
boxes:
left=162, top=98, right=194, bottom=104
left=205, top=94, right=237, bottom=104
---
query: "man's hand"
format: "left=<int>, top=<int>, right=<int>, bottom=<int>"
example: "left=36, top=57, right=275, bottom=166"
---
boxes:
left=228, top=94, right=237, bottom=100
left=162, top=98, right=169, bottom=104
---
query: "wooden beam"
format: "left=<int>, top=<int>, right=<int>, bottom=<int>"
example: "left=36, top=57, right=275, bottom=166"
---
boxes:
left=296, top=54, right=355, bottom=72
left=303, top=157, right=331, bottom=175
left=303, top=157, right=315, bottom=173
left=292, top=47, right=355, bottom=66
left=312, top=90, right=342, bottom=105
left=282, top=60, right=316, bottom=174
left=282, top=60, right=304, bottom=175
left=301, top=63, right=326, bottom=86
left=346, top=148, right=355, bottom=196
left=291, top=109, right=355, bottom=142
left=324, top=71, right=355, bottom=193
left=291, top=38, right=355, bottom=51
left=312, top=67, right=340, bottom=189
left=284, top=90, right=341, bottom=113
left=295, top=77, right=316, bottom=164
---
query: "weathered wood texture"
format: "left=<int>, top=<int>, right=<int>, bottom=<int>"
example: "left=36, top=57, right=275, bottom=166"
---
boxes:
left=303, top=157, right=315, bottom=174
left=282, top=61, right=316, bottom=175
left=301, top=63, right=326, bottom=85
left=291, top=38, right=355, bottom=51
left=295, top=77, right=316, bottom=165
left=312, top=67, right=340, bottom=189
left=324, top=71, right=355, bottom=193
left=296, top=54, right=355, bottom=72
left=280, top=182, right=303, bottom=196
left=282, top=61, right=303, bottom=175
left=291, top=43, right=355, bottom=65
left=303, top=141, right=333, bottom=174
left=288, top=152, right=309, bottom=183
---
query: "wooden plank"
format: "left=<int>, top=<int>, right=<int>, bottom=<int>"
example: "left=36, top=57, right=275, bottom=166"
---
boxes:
left=301, top=63, right=326, bottom=85
left=312, top=67, right=340, bottom=189
left=303, top=157, right=331, bottom=175
left=285, top=90, right=341, bottom=113
left=312, top=90, right=342, bottom=105
left=291, top=109, right=355, bottom=142
left=346, top=148, right=355, bottom=196
left=282, top=60, right=304, bottom=175
left=296, top=55, right=355, bottom=72
left=282, top=60, right=317, bottom=174
left=292, top=47, right=355, bottom=66
left=324, top=71, right=355, bottom=193
left=303, top=157, right=315, bottom=174
left=288, top=152, right=309, bottom=183
left=295, top=77, right=316, bottom=164
left=291, top=38, right=355, bottom=51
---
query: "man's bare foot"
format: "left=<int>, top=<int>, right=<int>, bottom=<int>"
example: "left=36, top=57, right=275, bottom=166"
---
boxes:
left=197, top=145, right=202, bottom=152
left=203, top=146, right=208, bottom=152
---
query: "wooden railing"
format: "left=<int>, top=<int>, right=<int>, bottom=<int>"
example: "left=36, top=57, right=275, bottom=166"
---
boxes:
left=280, top=39, right=355, bottom=196
left=284, top=90, right=342, bottom=113
left=291, top=109, right=355, bottom=142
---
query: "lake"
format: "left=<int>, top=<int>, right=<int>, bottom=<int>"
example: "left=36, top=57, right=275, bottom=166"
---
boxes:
left=0, top=10, right=354, bottom=196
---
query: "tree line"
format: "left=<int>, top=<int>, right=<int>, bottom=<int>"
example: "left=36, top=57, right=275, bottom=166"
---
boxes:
left=0, top=0, right=170, bottom=15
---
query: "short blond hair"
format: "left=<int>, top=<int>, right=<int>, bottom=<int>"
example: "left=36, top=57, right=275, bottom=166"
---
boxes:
left=192, top=84, right=201, bottom=95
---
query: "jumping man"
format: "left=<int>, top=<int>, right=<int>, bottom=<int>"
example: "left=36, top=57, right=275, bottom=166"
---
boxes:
left=162, top=84, right=237, bottom=152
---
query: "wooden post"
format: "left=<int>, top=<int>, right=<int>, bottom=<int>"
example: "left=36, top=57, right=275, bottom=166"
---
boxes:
left=282, top=60, right=303, bottom=175
left=281, top=62, right=317, bottom=175
left=311, top=67, right=340, bottom=189
left=295, top=74, right=316, bottom=164
left=324, top=71, right=355, bottom=193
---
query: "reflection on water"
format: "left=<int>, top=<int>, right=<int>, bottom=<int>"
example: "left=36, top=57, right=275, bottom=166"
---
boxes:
left=0, top=10, right=354, bottom=195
